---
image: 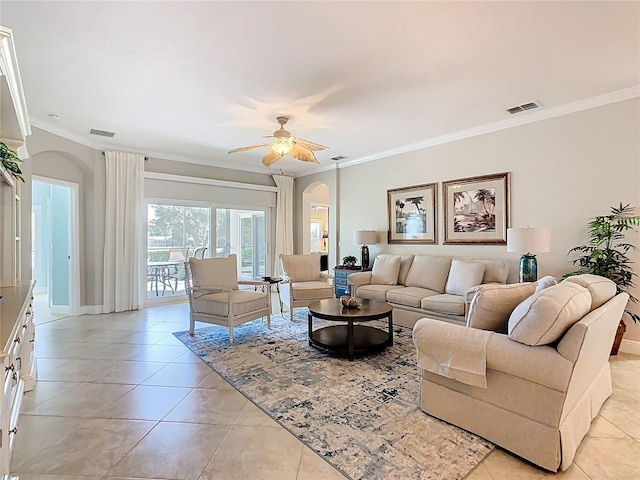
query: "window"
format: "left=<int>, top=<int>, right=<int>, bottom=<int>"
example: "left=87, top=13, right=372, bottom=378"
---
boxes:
left=147, top=203, right=210, bottom=298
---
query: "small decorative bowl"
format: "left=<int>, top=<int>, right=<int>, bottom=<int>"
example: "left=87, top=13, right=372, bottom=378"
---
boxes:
left=340, top=296, right=360, bottom=309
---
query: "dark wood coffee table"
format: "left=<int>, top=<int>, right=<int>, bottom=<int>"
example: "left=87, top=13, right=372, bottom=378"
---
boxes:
left=307, top=298, right=393, bottom=361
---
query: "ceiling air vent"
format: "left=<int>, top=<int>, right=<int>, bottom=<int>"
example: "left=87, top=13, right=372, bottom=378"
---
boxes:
left=330, top=155, right=347, bottom=161
left=506, top=101, right=541, bottom=115
left=89, top=128, right=115, bottom=138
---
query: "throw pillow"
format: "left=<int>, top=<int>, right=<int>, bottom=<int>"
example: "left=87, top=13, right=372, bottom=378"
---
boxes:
left=562, top=274, right=617, bottom=311
left=534, top=275, right=557, bottom=293
left=445, top=259, right=485, bottom=296
left=405, top=255, right=452, bottom=293
left=467, top=282, right=537, bottom=333
left=371, top=254, right=401, bottom=285
left=397, top=255, right=415, bottom=285
left=508, top=282, right=592, bottom=346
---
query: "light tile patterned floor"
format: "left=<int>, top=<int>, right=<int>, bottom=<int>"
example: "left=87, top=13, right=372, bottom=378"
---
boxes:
left=13, top=300, right=640, bottom=480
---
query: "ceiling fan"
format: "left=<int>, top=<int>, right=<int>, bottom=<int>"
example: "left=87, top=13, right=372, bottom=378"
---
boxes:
left=228, top=116, right=328, bottom=168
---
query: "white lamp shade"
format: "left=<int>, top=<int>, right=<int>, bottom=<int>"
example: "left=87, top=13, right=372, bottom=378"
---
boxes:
left=507, top=227, right=551, bottom=254
left=353, top=230, right=378, bottom=245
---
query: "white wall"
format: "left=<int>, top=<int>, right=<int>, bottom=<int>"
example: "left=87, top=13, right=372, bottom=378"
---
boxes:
left=24, top=127, right=276, bottom=310
left=297, top=98, right=640, bottom=340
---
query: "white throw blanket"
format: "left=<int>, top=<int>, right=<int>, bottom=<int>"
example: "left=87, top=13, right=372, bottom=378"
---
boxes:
left=412, top=319, right=492, bottom=388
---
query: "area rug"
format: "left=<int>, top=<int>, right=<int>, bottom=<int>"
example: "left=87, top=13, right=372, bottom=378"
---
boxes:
left=174, top=310, right=493, bottom=480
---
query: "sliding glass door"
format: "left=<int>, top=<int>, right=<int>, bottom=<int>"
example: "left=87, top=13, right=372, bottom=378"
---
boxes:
left=146, top=202, right=269, bottom=303
left=147, top=203, right=210, bottom=299
left=216, top=208, right=266, bottom=279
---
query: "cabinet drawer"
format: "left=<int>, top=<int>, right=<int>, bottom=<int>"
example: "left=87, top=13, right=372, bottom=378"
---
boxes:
left=334, top=276, right=348, bottom=286
left=335, top=285, right=351, bottom=297
left=334, top=269, right=349, bottom=279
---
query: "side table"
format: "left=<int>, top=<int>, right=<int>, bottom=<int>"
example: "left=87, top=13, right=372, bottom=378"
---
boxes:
left=254, top=276, right=283, bottom=314
left=333, top=266, right=369, bottom=297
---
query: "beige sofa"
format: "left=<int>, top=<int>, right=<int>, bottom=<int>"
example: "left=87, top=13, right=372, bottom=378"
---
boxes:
left=412, top=274, right=627, bottom=472
left=347, top=254, right=509, bottom=327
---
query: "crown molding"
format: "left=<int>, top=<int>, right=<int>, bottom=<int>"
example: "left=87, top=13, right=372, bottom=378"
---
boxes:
left=30, top=84, right=639, bottom=180
left=29, top=120, right=272, bottom=176
left=0, top=26, right=32, bottom=140
left=300, top=86, right=640, bottom=177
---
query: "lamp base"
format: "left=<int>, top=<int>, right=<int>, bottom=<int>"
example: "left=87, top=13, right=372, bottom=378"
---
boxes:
left=519, top=254, right=538, bottom=283
left=361, top=245, right=370, bottom=270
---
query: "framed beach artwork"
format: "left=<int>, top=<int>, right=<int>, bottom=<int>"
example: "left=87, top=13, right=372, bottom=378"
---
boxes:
left=387, top=183, right=437, bottom=244
left=443, top=172, right=511, bottom=244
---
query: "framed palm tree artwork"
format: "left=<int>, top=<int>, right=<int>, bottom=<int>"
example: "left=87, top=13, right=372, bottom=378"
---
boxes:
left=443, top=172, right=511, bottom=244
left=387, top=183, right=437, bottom=244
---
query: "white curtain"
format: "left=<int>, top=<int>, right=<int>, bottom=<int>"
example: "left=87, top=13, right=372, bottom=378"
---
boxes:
left=272, top=174, right=294, bottom=276
left=103, top=151, right=145, bottom=312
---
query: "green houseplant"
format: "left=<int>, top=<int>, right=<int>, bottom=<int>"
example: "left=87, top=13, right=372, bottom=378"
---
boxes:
left=342, top=255, right=357, bottom=267
left=0, top=141, right=24, bottom=182
left=566, top=203, right=640, bottom=353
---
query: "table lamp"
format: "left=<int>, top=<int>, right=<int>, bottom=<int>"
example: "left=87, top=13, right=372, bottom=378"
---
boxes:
left=507, top=227, right=551, bottom=282
left=353, top=230, right=378, bottom=270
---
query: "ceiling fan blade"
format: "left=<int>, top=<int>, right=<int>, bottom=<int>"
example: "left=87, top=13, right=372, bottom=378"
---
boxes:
left=289, top=145, right=319, bottom=164
left=293, top=137, right=328, bottom=151
left=262, top=148, right=282, bottom=168
left=228, top=143, right=271, bottom=154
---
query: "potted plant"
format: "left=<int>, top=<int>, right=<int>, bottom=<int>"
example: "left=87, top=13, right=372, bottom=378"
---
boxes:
left=342, top=255, right=357, bottom=267
left=566, top=203, right=640, bottom=354
left=0, top=141, right=24, bottom=182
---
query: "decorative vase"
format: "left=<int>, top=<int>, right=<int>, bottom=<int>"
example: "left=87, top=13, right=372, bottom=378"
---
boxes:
left=519, top=254, right=537, bottom=282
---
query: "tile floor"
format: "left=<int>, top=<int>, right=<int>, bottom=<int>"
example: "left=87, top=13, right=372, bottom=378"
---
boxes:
left=12, top=299, right=640, bottom=480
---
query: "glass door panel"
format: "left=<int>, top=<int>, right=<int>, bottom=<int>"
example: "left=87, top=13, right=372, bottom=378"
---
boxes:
left=216, top=208, right=266, bottom=279
left=147, top=203, right=210, bottom=299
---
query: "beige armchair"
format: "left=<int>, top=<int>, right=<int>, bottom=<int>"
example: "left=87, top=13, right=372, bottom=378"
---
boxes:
left=279, top=253, right=334, bottom=319
left=184, top=255, right=271, bottom=343
left=412, top=274, right=628, bottom=472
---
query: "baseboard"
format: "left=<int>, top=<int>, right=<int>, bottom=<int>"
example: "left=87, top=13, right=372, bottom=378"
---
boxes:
left=619, top=338, right=640, bottom=356
left=80, top=305, right=104, bottom=315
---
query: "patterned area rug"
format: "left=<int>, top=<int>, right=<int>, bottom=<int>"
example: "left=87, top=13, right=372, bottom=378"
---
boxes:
left=174, top=310, right=493, bottom=480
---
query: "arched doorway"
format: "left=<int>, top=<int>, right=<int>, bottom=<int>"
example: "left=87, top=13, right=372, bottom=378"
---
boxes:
left=302, top=182, right=329, bottom=272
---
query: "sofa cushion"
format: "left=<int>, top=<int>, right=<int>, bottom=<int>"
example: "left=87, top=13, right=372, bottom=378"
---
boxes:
left=562, top=274, right=617, bottom=311
left=371, top=254, right=401, bottom=285
left=387, top=287, right=438, bottom=308
left=356, top=284, right=403, bottom=302
left=291, top=281, right=334, bottom=300
left=192, top=290, right=268, bottom=316
left=189, top=256, right=238, bottom=290
left=508, top=282, right=592, bottom=346
left=421, top=294, right=466, bottom=316
left=398, top=255, right=415, bottom=285
left=405, top=255, right=452, bottom=293
left=280, top=253, right=321, bottom=282
left=467, top=282, right=537, bottom=333
left=457, top=259, right=509, bottom=284
left=445, top=259, right=486, bottom=296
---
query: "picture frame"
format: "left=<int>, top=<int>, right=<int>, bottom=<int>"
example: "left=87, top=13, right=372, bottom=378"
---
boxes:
left=387, top=183, right=437, bottom=244
left=443, top=172, right=511, bottom=244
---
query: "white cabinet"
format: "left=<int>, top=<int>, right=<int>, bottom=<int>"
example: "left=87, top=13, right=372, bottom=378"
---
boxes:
left=0, top=25, right=34, bottom=479
left=0, top=281, right=35, bottom=477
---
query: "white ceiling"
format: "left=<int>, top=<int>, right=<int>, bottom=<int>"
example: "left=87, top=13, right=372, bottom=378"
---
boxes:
left=2, top=1, right=638, bottom=176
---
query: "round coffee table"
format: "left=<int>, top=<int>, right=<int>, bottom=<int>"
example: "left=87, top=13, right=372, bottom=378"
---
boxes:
left=307, top=298, right=393, bottom=361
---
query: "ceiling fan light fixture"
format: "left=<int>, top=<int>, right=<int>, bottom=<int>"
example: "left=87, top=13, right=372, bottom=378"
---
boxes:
left=271, top=137, right=294, bottom=156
